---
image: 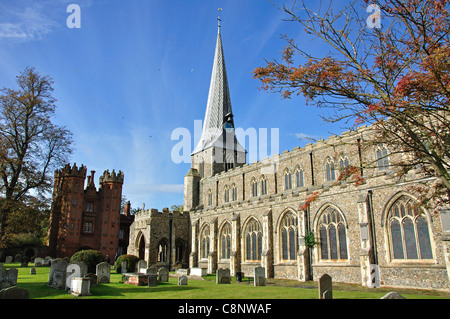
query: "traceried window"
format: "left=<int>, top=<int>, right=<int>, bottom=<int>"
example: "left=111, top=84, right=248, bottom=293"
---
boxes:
left=245, top=219, right=263, bottom=261
left=388, top=195, right=433, bottom=260
left=295, top=166, right=304, bottom=188
left=158, top=240, right=168, bottom=262
left=280, top=212, right=298, bottom=261
left=326, top=158, right=336, bottom=182
left=318, top=206, right=348, bottom=261
left=200, top=225, right=210, bottom=259
left=231, top=183, right=237, bottom=201
left=285, top=169, right=292, bottom=190
left=261, top=175, right=268, bottom=195
left=220, top=223, right=232, bottom=260
left=339, top=156, right=350, bottom=170
left=251, top=178, right=258, bottom=197
left=224, top=185, right=229, bottom=203
left=376, top=144, right=390, bottom=170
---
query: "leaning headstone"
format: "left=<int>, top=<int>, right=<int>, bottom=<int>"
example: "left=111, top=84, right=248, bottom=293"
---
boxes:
left=148, top=275, right=158, bottom=287
left=5, top=256, right=13, bottom=263
left=137, top=260, right=147, bottom=273
left=380, top=292, right=406, bottom=299
left=47, top=258, right=68, bottom=289
left=96, top=262, right=110, bottom=283
left=158, top=268, right=169, bottom=282
left=254, top=267, right=266, bottom=287
left=34, top=257, right=44, bottom=267
left=0, top=286, right=29, bottom=299
left=178, top=275, right=188, bottom=286
left=30, top=267, right=36, bottom=275
left=319, top=274, right=333, bottom=299
left=71, top=277, right=91, bottom=297
left=216, top=268, right=231, bottom=284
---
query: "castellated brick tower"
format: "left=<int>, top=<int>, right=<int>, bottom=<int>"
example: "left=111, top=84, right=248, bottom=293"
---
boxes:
left=47, top=163, right=124, bottom=259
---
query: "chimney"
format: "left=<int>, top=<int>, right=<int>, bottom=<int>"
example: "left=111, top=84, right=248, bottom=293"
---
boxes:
left=124, top=201, right=131, bottom=216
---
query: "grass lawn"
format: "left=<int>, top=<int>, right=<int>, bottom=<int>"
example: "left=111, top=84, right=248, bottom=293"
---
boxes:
left=4, top=263, right=449, bottom=299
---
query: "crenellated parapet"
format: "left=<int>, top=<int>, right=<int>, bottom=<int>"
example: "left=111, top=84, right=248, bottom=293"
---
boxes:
left=54, top=163, right=87, bottom=179
left=99, top=169, right=124, bottom=184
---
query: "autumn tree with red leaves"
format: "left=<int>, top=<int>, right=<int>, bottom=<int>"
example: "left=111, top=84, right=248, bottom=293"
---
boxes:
left=254, top=0, right=450, bottom=206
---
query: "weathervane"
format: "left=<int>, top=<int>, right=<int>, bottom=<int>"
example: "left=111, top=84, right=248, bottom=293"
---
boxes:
left=218, top=8, right=222, bottom=28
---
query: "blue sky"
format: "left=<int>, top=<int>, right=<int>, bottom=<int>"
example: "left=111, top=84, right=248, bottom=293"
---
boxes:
left=0, top=0, right=349, bottom=211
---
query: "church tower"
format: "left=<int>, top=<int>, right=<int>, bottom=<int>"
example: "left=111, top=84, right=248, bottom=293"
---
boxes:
left=184, top=16, right=247, bottom=211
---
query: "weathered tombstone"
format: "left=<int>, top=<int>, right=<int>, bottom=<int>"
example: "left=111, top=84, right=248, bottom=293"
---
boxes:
left=30, top=267, right=36, bottom=275
left=176, top=268, right=189, bottom=276
left=137, top=260, right=147, bottom=273
left=34, top=257, right=44, bottom=267
left=178, top=275, right=188, bottom=286
left=14, top=254, right=22, bottom=263
left=0, top=265, right=18, bottom=290
left=236, top=272, right=244, bottom=282
left=380, top=292, right=406, bottom=299
left=148, top=275, right=158, bottom=287
left=48, top=258, right=68, bottom=289
left=96, top=262, right=110, bottom=283
left=71, top=277, right=91, bottom=297
left=43, top=257, right=52, bottom=267
left=84, top=273, right=98, bottom=287
left=147, top=265, right=158, bottom=276
left=158, top=267, right=169, bottom=282
left=190, top=267, right=207, bottom=277
left=319, top=274, right=333, bottom=299
left=66, top=262, right=88, bottom=291
left=121, top=261, right=127, bottom=273
left=216, top=268, right=231, bottom=284
left=0, top=286, right=29, bottom=299
left=254, top=267, right=266, bottom=287
left=5, top=256, right=13, bottom=263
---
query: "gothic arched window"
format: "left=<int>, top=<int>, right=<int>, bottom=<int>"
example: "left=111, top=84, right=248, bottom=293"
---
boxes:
left=220, top=223, right=232, bottom=260
left=326, top=158, right=336, bottom=182
left=295, top=166, right=304, bottom=188
left=245, top=219, right=263, bottom=261
left=207, top=189, right=212, bottom=206
left=261, top=175, right=268, bottom=195
left=251, top=178, right=258, bottom=197
left=231, top=183, right=237, bottom=201
left=318, top=206, right=348, bottom=261
left=376, top=144, right=390, bottom=170
left=285, top=169, right=292, bottom=190
left=388, top=195, right=433, bottom=260
left=200, top=225, right=210, bottom=259
left=224, top=185, right=229, bottom=203
left=280, top=212, right=298, bottom=261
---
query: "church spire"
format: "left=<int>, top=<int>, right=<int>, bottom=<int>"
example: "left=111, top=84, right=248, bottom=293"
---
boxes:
left=192, top=11, right=236, bottom=155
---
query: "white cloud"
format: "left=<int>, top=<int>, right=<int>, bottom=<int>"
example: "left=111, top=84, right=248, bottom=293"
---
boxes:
left=295, top=132, right=321, bottom=142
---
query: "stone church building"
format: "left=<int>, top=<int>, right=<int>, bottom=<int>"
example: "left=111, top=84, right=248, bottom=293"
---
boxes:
left=182, top=23, right=450, bottom=290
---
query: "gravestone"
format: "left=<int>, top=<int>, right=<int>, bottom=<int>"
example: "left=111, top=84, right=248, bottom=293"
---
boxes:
left=84, top=273, right=98, bottom=287
left=178, top=275, right=188, bottom=286
left=148, top=275, right=158, bottom=287
left=254, top=267, right=266, bottom=287
left=71, top=277, right=91, bottom=297
left=5, top=256, right=13, bottom=263
left=121, top=261, right=127, bottom=273
left=66, top=262, right=88, bottom=291
left=14, top=254, right=22, bottom=263
left=34, top=257, right=44, bottom=267
left=176, top=268, right=189, bottom=276
left=236, top=272, right=244, bottom=282
left=216, top=268, right=231, bottom=284
left=30, top=267, right=36, bottom=275
left=147, top=265, right=158, bottom=276
left=0, top=286, right=29, bottom=299
left=137, top=260, right=147, bottom=273
left=43, top=257, right=52, bottom=266
left=190, top=267, right=207, bottom=277
left=319, top=274, right=333, bottom=299
left=96, top=262, right=110, bottom=283
left=48, top=258, right=68, bottom=289
left=0, top=265, right=18, bottom=289
left=380, top=292, right=406, bottom=299
left=158, top=268, right=169, bottom=282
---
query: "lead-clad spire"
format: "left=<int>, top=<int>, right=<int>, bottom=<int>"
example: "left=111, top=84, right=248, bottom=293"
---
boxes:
left=192, top=15, right=244, bottom=155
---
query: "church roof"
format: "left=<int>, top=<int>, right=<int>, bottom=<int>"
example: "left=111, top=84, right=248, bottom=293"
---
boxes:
left=192, top=24, right=246, bottom=155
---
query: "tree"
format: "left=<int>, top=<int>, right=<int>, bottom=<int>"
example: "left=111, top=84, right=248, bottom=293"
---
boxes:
left=0, top=67, right=73, bottom=242
left=254, top=0, right=450, bottom=206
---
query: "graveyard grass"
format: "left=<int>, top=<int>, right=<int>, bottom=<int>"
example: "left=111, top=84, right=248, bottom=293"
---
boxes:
left=5, top=263, right=449, bottom=299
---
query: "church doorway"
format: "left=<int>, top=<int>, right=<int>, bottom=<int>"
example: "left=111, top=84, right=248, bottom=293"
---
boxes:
left=138, top=235, right=145, bottom=261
